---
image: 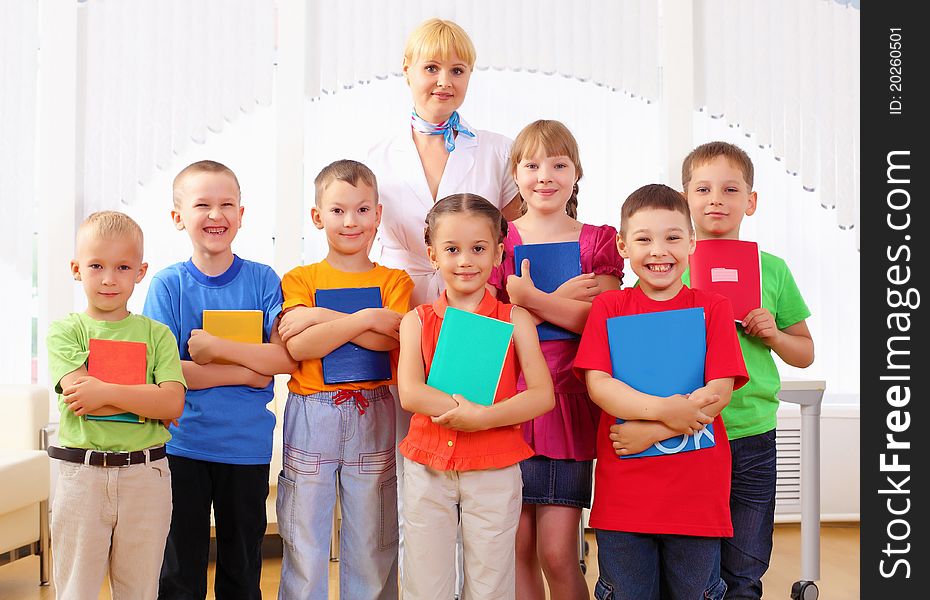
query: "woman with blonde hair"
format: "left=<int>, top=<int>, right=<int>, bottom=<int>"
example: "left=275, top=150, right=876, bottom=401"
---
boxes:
left=365, top=19, right=522, bottom=588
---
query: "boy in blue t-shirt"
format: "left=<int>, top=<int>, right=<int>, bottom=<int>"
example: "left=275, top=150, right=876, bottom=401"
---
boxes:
left=144, top=160, right=297, bottom=598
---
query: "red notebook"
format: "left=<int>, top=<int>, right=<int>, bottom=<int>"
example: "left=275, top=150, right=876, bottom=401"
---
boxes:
left=689, top=239, right=761, bottom=321
left=85, top=338, right=147, bottom=423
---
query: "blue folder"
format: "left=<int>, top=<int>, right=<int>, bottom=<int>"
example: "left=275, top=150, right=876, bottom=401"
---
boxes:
left=514, top=241, right=582, bottom=341
left=606, top=307, right=714, bottom=458
left=315, top=287, right=392, bottom=384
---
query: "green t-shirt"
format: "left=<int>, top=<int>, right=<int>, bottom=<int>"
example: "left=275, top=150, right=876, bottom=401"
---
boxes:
left=47, top=312, right=186, bottom=452
left=684, top=251, right=810, bottom=440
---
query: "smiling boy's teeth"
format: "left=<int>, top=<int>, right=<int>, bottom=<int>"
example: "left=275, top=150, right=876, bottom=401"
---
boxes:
left=648, top=264, right=671, bottom=272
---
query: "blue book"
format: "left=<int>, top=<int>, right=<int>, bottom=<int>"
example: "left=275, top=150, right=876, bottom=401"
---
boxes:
left=606, top=307, right=714, bottom=458
left=513, top=241, right=581, bottom=341
left=426, top=307, right=514, bottom=406
left=315, top=287, right=392, bottom=384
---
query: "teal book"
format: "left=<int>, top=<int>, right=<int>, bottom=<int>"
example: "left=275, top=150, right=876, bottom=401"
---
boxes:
left=426, top=306, right=514, bottom=406
left=606, top=307, right=713, bottom=458
left=514, top=241, right=581, bottom=341
left=315, top=287, right=392, bottom=384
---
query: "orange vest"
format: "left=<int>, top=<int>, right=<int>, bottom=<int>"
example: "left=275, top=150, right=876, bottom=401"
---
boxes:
left=399, top=291, right=534, bottom=471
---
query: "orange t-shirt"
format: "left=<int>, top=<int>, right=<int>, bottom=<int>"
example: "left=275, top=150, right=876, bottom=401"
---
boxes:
left=282, top=260, right=414, bottom=395
left=399, top=290, right=534, bottom=472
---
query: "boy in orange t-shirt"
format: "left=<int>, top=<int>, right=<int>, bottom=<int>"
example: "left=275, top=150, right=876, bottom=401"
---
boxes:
left=276, top=159, right=413, bottom=599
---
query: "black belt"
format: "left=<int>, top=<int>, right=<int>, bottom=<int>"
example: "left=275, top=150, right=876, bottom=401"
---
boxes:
left=47, top=445, right=167, bottom=467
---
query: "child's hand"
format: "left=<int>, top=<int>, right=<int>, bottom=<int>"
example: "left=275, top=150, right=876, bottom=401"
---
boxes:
left=609, top=421, right=660, bottom=456
left=278, top=307, right=316, bottom=342
left=553, top=272, right=601, bottom=303
left=741, top=308, right=779, bottom=345
left=161, top=418, right=179, bottom=429
left=431, top=394, right=489, bottom=432
left=660, top=393, right=715, bottom=435
left=187, top=329, right=220, bottom=364
left=362, top=308, right=403, bottom=339
left=505, top=259, right=541, bottom=305
left=245, top=369, right=274, bottom=389
left=62, top=376, right=111, bottom=416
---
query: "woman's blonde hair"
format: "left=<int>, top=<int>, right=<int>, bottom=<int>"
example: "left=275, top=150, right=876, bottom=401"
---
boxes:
left=403, top=18, right=476, bottom=70
left=510, top=120, right=584, bottom=219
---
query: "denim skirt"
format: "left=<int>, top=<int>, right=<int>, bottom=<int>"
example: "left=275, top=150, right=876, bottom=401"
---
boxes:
left=520, top=454, right=593, bottom=509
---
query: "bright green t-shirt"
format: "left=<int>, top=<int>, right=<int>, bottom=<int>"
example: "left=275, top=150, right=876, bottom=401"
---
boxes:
left=684, top=251, right=810, bottom=440
left=47, top=312, right=186, bottom=452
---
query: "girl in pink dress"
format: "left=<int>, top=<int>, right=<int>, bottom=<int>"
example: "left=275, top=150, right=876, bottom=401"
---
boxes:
left=489, top=120, right=624, bottom=600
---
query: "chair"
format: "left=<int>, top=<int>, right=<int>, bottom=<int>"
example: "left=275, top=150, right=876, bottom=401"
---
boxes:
left=0, top=384, right=51, bottom=586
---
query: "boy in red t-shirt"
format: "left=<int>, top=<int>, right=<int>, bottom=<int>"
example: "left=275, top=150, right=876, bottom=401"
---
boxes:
left=574, top=184, right=748, bottom=600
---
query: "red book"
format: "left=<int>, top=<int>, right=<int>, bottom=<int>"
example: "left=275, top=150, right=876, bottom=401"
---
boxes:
left=689, top=239, right=761, bottom=321
left=85, top=338, right=147, bottom=423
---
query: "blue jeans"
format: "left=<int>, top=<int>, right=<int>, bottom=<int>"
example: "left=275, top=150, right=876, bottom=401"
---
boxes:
left=594, top=530, right=727, bottom=600
left=276, top=387, right=398, bottom=600
left=721, top=429, right=777, bottom=599
left=520, top=455, right=593, bottom=508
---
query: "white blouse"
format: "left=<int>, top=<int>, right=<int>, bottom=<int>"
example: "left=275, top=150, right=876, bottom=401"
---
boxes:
left=366, top=119, right=518, bottom=306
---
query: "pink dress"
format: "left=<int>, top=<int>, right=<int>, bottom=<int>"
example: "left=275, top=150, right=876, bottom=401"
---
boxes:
left=489, top=223, right=624, bottom=460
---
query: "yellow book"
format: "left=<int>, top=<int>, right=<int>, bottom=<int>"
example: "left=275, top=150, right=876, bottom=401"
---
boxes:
left=202, top=310, right=264, bottom=344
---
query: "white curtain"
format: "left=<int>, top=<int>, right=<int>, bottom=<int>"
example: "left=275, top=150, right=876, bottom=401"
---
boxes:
left=695, top=0, right=860, bottom=240
left=303, top=0, right=661, bottom=102
left=0, top=0, right=38, bottom=385
left=300, top=0, right=858, bottom=240
left=80, top=0, right=275, bottom=214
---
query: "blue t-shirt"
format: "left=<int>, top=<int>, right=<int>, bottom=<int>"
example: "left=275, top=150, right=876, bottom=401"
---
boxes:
left=143, top=255, right=283, bottom=464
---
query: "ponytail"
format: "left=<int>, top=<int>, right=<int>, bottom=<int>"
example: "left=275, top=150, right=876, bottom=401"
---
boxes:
left=565, top=182, right=579, bottom=219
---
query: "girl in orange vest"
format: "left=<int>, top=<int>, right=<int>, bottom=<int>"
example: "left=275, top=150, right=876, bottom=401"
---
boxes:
left=396, top=193, right=553, bottom=600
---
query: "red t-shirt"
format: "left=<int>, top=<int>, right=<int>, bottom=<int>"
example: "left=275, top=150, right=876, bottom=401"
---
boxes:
left=573, top=286, right=749, bottom=537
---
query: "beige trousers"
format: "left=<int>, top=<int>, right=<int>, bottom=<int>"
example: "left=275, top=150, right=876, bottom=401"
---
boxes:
left=401, top=458, right=522, bottom=600
left=51, top=455, right=172, bottom=600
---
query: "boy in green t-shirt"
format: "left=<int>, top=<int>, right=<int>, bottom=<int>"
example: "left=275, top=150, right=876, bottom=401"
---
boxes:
left=46, top=211, right=186, bottom=598
left=611, top=142, right=814, bottom=599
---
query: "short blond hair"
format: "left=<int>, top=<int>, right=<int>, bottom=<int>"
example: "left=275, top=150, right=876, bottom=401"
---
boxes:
left=681, top=141, right=754, bottom=190
left=403, top=18, right=476, bottom=70
left=314, top=159, right=379, bottom=206
left=172, top=160, right=241, bottom=208
left=77, top=211, right=144, bottom=255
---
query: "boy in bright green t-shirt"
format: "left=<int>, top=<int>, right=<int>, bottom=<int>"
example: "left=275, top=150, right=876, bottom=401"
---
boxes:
left=46, top=211, right=186, bottom=598
left=612, top=142, right=814, bottom=599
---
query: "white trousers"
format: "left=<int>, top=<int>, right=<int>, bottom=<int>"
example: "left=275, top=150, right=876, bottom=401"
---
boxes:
left=401, top=459, right=522, bottom=600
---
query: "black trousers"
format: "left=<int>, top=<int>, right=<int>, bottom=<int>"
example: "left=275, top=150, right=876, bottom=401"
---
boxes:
left=158, top=455, right=270, bottom=600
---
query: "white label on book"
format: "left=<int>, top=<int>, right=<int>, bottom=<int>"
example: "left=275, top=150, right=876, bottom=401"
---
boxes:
left=653, top=425, right=717, bottom=454
left=710, top=267, right=739, bottom=283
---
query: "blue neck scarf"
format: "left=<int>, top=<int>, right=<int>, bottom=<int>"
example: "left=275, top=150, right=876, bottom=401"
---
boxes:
left=410, top=110, right=475, bottom=152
